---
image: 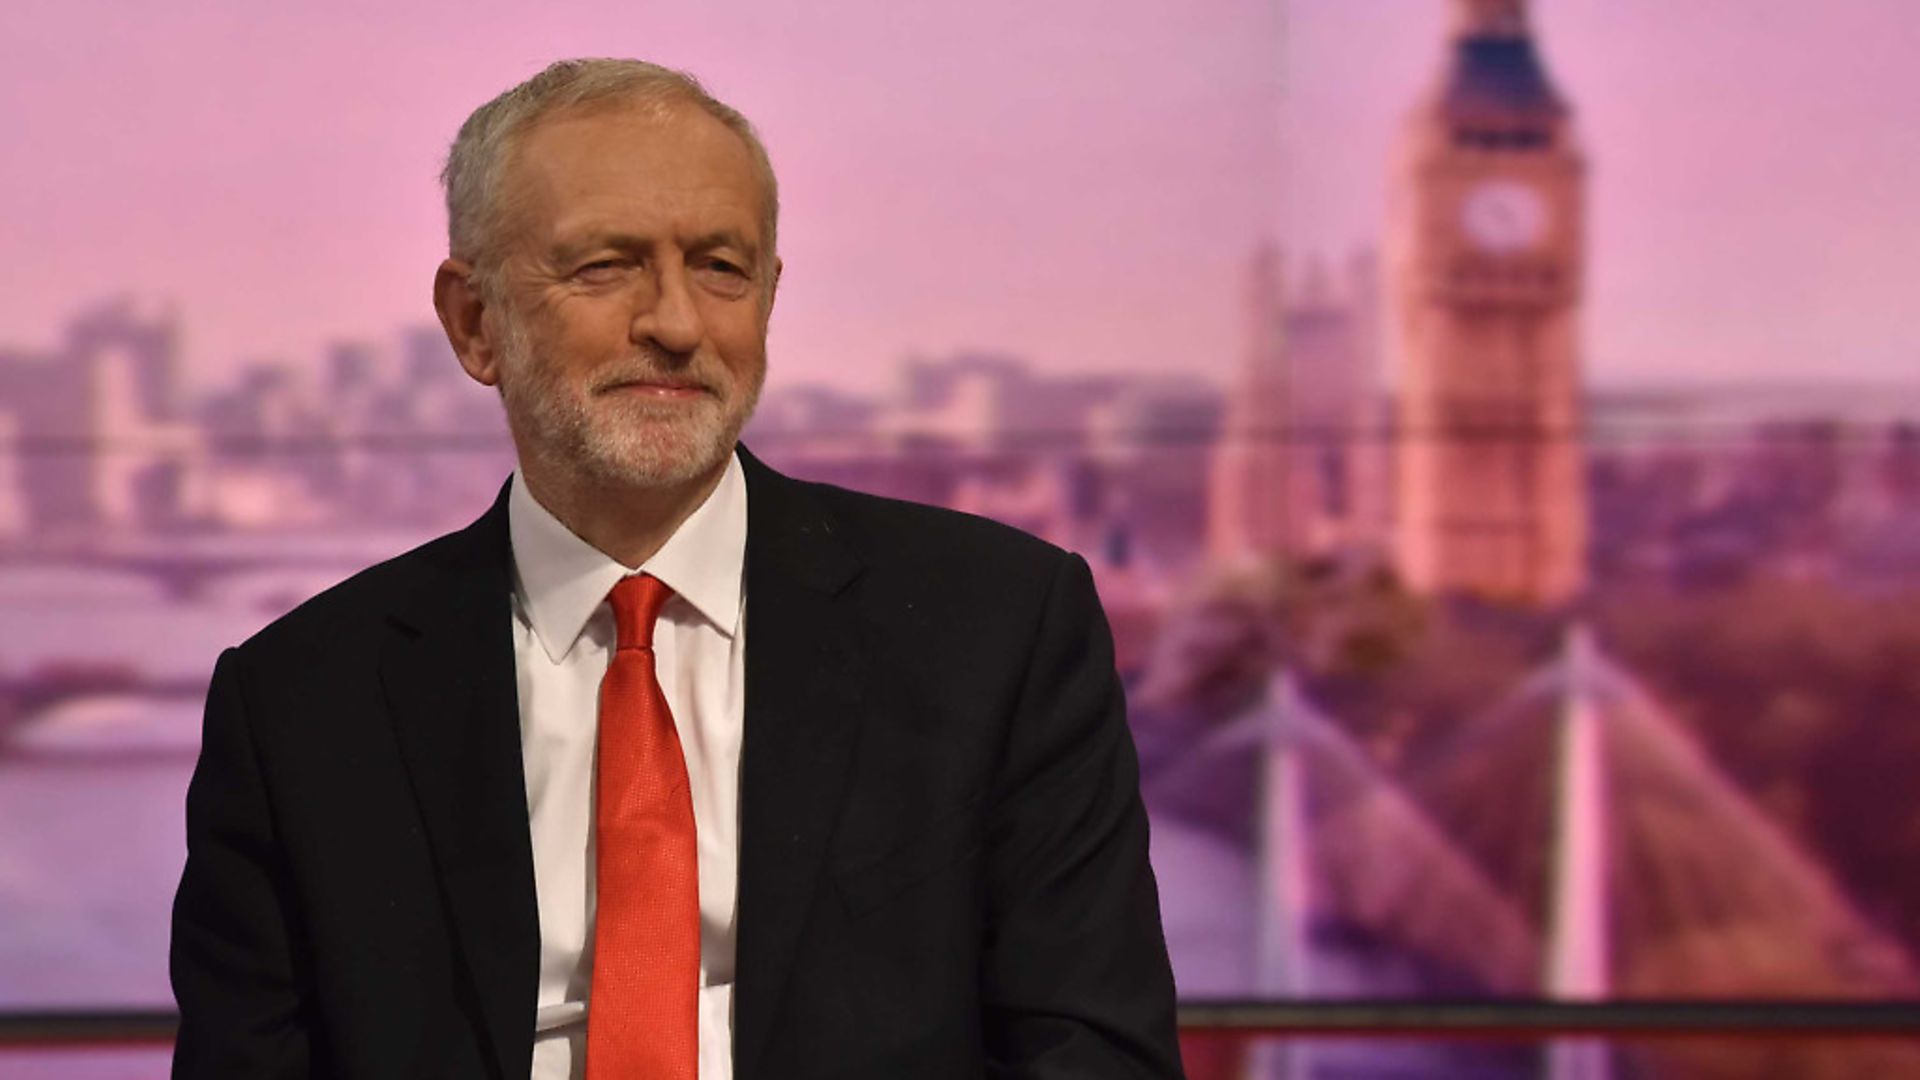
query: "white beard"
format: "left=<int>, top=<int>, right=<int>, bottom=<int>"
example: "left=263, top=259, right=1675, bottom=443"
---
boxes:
left=493, top=309, right=763, bottom=490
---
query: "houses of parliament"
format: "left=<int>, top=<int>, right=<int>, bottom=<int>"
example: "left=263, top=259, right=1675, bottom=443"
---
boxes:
left=1210, top=0, right=1589, bottom=607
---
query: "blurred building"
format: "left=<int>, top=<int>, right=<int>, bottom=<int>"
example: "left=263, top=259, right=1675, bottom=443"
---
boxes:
left=1586, top=383, right=1920, bottom=589
left=748, top=353, right=1222, bottom=626
left=1208, top=245, right=1388, bottom=568
left=387, top=326, right=517, bottom=521
left=0, top=412, right=23, bottom=541
left=1389, top=0, right=1588, bottom=606
left=1088, top=375, right=1222, bottom=571
left=0, top=297, right=207, bottom=539
left=1207, top=245, right=1290, bottom=563
left=187, top=323, right=512, bottom=530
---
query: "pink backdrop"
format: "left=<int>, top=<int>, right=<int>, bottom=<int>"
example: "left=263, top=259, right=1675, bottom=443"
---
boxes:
left=3, top=2, right=1919, bottom=1077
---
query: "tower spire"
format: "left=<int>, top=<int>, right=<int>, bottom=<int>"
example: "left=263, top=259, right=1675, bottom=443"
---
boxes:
left=1452, top=0, right=1528, bottom=39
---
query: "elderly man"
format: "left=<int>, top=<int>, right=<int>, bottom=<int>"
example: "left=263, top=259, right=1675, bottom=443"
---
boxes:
left=170, top=59, right=1183, bottom=1080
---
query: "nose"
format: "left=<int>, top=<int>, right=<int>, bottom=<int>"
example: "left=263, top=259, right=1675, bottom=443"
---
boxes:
left=632, top=256, right=703, bottom=357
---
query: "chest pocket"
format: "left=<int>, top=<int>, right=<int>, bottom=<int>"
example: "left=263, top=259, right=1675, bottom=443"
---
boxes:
left=832, top=793, right=987, bottom=916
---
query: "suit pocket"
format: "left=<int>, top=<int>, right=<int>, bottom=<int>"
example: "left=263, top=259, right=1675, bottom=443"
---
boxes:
left=832, top=795, right=986, bottom=916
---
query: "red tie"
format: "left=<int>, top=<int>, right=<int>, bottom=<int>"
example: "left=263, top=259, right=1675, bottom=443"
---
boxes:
left=587, top=573, right=699, bottom=1080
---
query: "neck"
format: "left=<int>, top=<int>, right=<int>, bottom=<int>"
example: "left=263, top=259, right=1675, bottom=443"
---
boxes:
left=516, top=451, right=731, bottom=569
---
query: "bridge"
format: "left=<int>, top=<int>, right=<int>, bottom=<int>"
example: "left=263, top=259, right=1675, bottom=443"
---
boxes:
left=0, top=528, right=438, bottom=601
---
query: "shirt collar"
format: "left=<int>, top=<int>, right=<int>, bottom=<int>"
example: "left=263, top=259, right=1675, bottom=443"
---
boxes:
left=508, top=450, right=747, bottom=664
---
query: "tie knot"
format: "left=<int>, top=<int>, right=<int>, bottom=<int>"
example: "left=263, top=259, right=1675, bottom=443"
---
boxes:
left=607, top=573, right=673, bottom=651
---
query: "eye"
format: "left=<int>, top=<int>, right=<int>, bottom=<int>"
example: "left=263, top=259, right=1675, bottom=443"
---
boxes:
left=695, top=258, right=754, bottom=299
left=573, top=258, right=628, bottom=281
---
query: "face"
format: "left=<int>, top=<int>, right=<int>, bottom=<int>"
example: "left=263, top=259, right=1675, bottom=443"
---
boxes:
left=475, top=101, right=778, bottom=490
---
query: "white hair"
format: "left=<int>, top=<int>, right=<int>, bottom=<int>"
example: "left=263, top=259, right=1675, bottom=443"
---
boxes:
left=440, top=58, right=779, bottom=294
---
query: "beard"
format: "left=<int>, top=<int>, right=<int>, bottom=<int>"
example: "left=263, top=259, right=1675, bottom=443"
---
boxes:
left=493, top=310, right=763, bottom=490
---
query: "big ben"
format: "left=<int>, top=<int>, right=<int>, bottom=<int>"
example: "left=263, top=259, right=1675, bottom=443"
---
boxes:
left=1390, top=0, right=1586, bottom=605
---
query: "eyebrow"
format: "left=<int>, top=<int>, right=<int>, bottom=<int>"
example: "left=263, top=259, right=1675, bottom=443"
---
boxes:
left=550, top=229, right=760, bottom=264
left=687, top=230, right=759, bottom=260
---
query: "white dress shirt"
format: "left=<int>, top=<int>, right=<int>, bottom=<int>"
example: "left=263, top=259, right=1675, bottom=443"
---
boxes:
left=507, top=452, right=748, bottom=1080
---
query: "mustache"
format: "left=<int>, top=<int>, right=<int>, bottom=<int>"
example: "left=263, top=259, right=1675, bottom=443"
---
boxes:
left=587, top=355, right=719, bottom=396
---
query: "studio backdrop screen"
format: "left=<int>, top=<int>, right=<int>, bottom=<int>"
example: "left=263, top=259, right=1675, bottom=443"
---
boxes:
left=3, top=1, right=1918, bottom=1077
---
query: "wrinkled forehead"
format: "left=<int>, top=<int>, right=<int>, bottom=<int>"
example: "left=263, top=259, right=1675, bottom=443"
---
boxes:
left=496, top=99, right=770, bottom=251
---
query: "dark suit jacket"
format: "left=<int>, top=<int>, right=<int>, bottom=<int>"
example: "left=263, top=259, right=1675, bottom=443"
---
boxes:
left=170, top=446, right=1184, bottom=1079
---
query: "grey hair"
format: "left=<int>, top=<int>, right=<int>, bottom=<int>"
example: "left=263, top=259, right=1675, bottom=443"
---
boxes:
left=440, top=58, right=779, bottom=294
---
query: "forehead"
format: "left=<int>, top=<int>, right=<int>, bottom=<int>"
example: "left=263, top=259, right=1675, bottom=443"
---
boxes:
left=501, top=100, right=767, bottom=250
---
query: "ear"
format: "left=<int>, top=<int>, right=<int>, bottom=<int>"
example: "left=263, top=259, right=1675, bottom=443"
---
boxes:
left=433, top=258, right=502, bottom=387
left=762, top=256, right=783, bottom=327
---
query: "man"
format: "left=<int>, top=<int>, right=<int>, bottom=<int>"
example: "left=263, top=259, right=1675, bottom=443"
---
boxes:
left=170, top=59, right=1183, bottom=1080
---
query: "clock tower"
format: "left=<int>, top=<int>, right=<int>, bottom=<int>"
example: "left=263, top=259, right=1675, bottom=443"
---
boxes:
left=1389, top=0, right=1587, bottom=605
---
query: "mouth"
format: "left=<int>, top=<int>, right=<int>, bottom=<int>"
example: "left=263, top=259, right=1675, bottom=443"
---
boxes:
left=597, top=380, right=713, bottom=401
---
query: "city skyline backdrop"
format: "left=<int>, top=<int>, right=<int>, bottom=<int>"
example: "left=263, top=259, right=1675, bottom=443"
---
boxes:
left=2, top=0, right=1916, bottom=395
left=8, top=11, right=1920, bottom=1074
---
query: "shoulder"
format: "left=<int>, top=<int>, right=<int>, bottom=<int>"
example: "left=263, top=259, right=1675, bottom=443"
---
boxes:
left=227, top=524, right=483, bottom=672
left=786, top=473, right=1074, bottom=583
left=758, top=471, right=1102, bottom=663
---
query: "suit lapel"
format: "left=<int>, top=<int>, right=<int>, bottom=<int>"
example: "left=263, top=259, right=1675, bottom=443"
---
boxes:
left=732, top=447, right=869, bottom=1080
left=369, top=455, right=865, bottom=1080
left=380, top=484, right=539, bottom=1080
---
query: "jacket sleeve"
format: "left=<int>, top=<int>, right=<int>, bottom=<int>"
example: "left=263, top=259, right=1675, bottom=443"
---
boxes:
left=170, top=647, right=319, bottom=1078
left=979, top=552, right=1187, bottom=1079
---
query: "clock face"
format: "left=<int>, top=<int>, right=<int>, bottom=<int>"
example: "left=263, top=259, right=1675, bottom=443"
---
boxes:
left=1460, top=180, right=1548, bottom=254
